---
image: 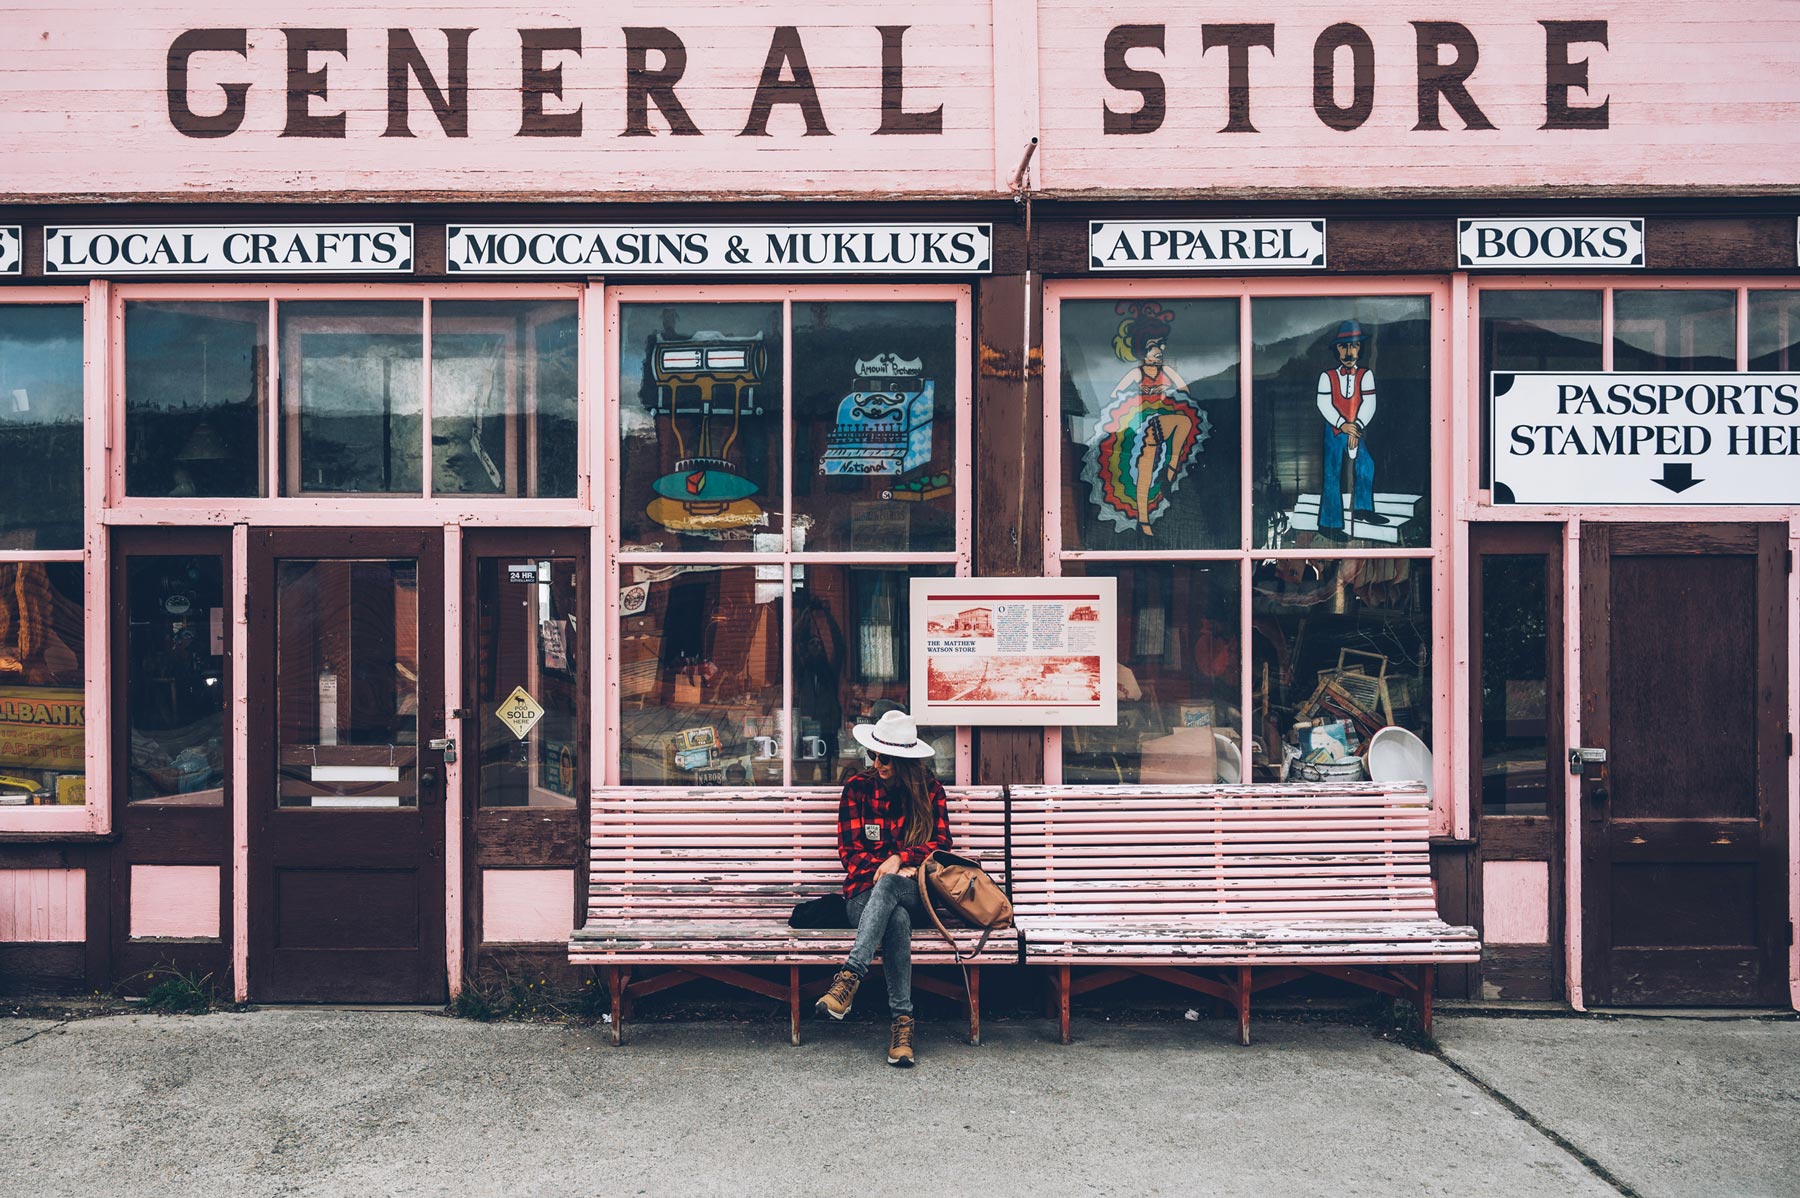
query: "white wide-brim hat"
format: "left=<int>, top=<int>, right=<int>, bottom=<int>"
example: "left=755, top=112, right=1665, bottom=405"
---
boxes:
left=851, top=710, right=937, bottom=759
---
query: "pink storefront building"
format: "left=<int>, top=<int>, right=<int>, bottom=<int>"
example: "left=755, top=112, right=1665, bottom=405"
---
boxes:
left=1, top=1, right=1797, bottom=1011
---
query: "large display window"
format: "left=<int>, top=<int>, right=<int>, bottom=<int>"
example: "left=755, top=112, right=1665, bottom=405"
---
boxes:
left=606, top=286, right=971, bottom=787
left=1046, top=279, right=1449, bottom=803
left=0, top=290, right=97, bottom=833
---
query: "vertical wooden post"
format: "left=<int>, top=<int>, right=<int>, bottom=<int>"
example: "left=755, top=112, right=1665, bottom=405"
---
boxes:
left=967, top=965, right=982, bottom=1045
left=973, top=265, right=1046, bottom=787
left=1057, top=964, right=1071, bottom=1044
left=1420, top=964, right=1436, bottom=1035
left=607, top=966, right=623, bottom=1046
left=789, top=965, right=801, bottom=1046
left=1237, top=965, right=1253, bottom=1046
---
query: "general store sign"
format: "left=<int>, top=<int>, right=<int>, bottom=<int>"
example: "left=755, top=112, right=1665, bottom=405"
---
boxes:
left=43, top=224, right=414, bottom=275
left=1089, top=220, right=1326, bottom=271
left=2, top=6, right=1798, bottom=198
left=446, top=224, right=992, bottom=274
left=1492, top=372, right=1800, bottom=505
left=0, top=228, right=19, bottom=276
left=1458, top=218, right=1643, bottom=269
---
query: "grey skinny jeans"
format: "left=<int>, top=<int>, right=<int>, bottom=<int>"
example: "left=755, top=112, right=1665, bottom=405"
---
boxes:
left=843, top=872, right=924, bottom=1016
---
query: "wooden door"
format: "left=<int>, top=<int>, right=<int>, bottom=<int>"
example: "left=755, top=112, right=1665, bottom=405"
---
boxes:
left=248, top=528, right=447, bottom=1003
left=1580, top=524, right=1789, bottom=1006
left=1469, top=524, right=1564, bottom=1001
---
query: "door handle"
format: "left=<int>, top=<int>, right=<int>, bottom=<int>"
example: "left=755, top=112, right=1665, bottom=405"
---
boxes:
left=421, top=769, right=439, bottom=786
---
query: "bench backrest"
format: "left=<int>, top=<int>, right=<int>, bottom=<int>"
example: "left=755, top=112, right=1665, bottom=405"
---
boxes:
left=1007, top=783, right=1437, bottom=923
left=585, top=786, right=1008, bottom=927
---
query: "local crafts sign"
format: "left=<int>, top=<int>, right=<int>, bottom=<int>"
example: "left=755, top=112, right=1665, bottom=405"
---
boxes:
left=1491, top=372, right=1800, bottom=505
left=1089, top=220, right=1326, bottom=271
left=43, top=224, right=414, bottom=275
left=1458, top=218, right=1643, bottom=269
left=446, top=224, right=991, bottom=275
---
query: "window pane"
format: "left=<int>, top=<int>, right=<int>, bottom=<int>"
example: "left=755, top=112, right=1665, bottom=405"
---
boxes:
left=618, top=564, right=783, bottom=784
left=126, top=555, right=226, bottom=806
left=431, top=300, right=578, bottom=497
left=618, top=303, right=783, bottom=551
left=1060, top=562, right=1240, bottom=784
left=1749, top=291, right=1800, bottom=372
left=0, top=562, right=86, bottom=806
left=1252, top=297, right=1431, bottom=550
left=1251, top=558, right=1431, bottom=782
left=280, top=302, right=423, bottom=495
left=475, top=557, right=582, bottom=807
left=1478, top=290, right=1602, bottom=489
left=0, top=306, right=83, bottom=549
left=1059, top=299, right=1239, bottom=549
left=792, top=302, right=957, bottom=552
left=125, top=302, right=268, bottom=498
left=1613, top=290, right=1735, bottom=371
left=275, top=559, right=419, bottom=808
left=1480, top=555, right=1550, bottom=816
left=789, top=564, right=953, bottom=785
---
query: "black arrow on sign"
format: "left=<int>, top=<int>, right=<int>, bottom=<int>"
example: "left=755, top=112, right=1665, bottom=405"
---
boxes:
left=1651, top=462, right=1703, bottom=494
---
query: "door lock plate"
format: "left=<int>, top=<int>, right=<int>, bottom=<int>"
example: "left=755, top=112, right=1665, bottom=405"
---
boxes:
left=428, top=738, right=457, bottom=764
left=1568, top=746, right=1606, bottom=774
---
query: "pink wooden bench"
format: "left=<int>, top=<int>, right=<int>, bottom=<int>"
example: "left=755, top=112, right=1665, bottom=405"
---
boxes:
left=569, top=786, right=1017, bottom=1046
left=1008, top=783, right=1480, bottom=1045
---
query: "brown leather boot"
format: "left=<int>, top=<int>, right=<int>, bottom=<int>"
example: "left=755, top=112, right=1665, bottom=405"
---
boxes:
left=887, top=1015, right=916, bottom=1067
left=815, top=969, right=860, bottom=1020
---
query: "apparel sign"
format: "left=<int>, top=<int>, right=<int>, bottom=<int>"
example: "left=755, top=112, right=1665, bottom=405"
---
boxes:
left=42, top=224, right=414, bottom=275
left=1458, top=218, right=1644, bottom=269
left=1491, top=372, right=1800, bottom=505
left=445, top=224, right=992, bottom=275
left=0, top=228, right=19, bottom=276
left=1088, top=220, right=1327, bottom=272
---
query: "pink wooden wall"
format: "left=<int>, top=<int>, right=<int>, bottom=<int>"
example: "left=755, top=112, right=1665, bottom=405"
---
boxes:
left=481, top=869, right=574, bottom=943
left=1037, top=1, right=1800, bottom=194
left=0, top=868, right=86, bottom=941
left=129, top=865, right=220, bottom=940
left=4, top=3, right=1798, bottom=198
left=0, top=2, right=999, bottom=197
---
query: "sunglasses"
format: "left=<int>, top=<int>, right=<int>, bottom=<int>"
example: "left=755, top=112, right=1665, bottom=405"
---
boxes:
left=871, top=752, right=896, bottom=765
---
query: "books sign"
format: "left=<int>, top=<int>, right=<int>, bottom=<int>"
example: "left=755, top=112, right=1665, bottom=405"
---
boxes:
left=43, top=224, right=414, bottom=275
left=1491, top=372, right=1800, bottom=505
left=909, top=577, right=1118, bottom=727
left=1089, top=220, right=1326, bottom=272
left=446, top=224, right=992, bottom=275
left=1458, top=218, right=1644, bottom=269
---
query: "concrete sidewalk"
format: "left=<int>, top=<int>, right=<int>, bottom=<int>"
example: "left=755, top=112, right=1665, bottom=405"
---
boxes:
left=0, top=1009, right=1793, bottom=1198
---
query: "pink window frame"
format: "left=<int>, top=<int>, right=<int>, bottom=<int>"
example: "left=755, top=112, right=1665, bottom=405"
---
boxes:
left=1041, top=277, right=1457, bottom=834
left=1466, top=275, right=1800, bottom=1011
left=0, top=284, right=107, bottom=834
left=102, top=282, right=592, bottom=524
left=599, top=282, right=976, bottom=788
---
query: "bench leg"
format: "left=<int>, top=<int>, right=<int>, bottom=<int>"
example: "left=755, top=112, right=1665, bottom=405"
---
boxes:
left=1058, top=965, right=1072, bottom=1045
left=789, top=966, right=802, bottom=1047
left=606, top=967, right=624, bottom=1047
left=967, top=966, right=982, bottom=1046
left=1420, top=965, right=1435, bottom=1036
left=1237, top=966, right=1252, bottom=1047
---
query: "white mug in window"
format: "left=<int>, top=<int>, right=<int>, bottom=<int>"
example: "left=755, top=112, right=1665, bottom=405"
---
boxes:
left=798, top=735, right=827, bottom=760
left=752, top=736, right=779, bottom=760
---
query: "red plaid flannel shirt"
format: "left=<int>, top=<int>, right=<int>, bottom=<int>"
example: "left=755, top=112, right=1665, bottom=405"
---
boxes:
left=836, top=770, right=953, bottom=898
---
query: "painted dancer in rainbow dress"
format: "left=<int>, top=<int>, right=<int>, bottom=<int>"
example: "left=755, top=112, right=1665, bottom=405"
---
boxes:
left=1081, top=300, right=1210, bottom=537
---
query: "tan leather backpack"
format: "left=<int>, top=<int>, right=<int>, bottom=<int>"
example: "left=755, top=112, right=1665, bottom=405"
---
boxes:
left=916, top=849, right=1013, bottom=964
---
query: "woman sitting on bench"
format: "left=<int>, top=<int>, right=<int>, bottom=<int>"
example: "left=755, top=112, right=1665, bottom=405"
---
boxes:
left=814, top=709, right=950, bottom=1068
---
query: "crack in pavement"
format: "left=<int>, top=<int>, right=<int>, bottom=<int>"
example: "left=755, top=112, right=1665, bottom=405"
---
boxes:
left=1425, top=1043, right=1644, bottom=1198
left=7, top=1018, right=72, bottom=1049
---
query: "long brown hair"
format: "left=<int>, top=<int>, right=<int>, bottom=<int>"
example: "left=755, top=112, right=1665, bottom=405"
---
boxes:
left=887, top=756, right=939, bottom=848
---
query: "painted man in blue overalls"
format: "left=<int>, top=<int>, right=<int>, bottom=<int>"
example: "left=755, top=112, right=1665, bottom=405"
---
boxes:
left=1315, top=319, right=1386, bottom=539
